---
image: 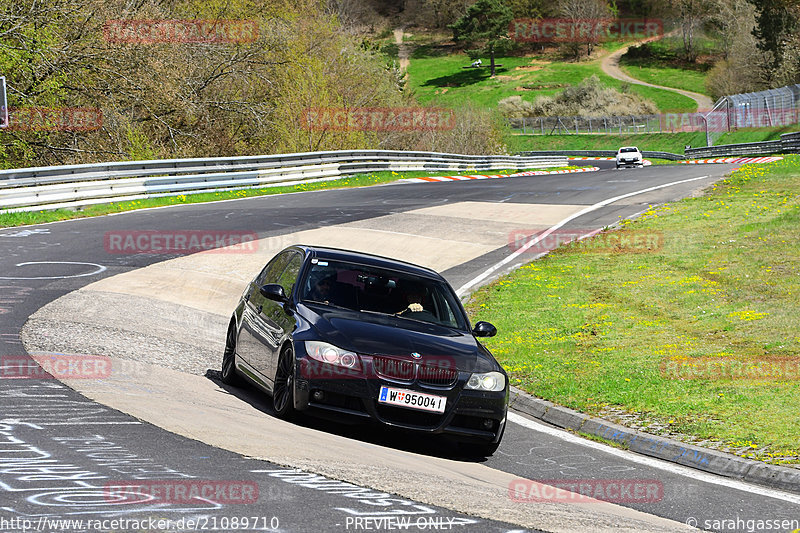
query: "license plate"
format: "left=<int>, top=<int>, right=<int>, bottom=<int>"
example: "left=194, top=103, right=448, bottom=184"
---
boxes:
left=378, top=386, right=446, bottom=413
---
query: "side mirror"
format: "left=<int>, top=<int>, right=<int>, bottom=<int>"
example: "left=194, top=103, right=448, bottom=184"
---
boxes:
left=260, top=284, right=287, bottom=302
left=472, top=321, right=497, bottom=338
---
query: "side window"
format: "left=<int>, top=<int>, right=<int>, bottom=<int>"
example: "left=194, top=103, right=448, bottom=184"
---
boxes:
left=258, top=251, right=292, bottom=285
left=276, top=252, right=303, bottom=298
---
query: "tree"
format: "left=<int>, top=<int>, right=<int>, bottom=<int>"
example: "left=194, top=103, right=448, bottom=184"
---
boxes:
left=504, top=0, right=554, bottom=18
left=705, top=0, right=767, bottom=97
left=558, top=0, right=611, bottom=60
left=449, top=0, right=514, bottom=76
left=748, top=0, right=800, bottom=84
left=666, top=0, right=713, bottom=62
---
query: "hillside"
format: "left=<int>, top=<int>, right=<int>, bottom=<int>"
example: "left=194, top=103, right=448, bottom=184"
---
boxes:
left=3, top=0, right=798, bottom=168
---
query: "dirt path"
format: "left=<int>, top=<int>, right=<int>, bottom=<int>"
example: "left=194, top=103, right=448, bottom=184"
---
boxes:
left=601, top=35, right=714, bottom=111
left=394, top=28, right=410, bottom=72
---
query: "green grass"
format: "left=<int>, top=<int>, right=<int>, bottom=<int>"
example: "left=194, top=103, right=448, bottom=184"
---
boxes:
left=619, top=64, right=709, bottom=96
left=406, top=51, right=699, bottom=113
left=719, top=126, right=799, bottom=143
left=466, top=156, right=800, bottom=463
left=506, top=126, right=797, bottom=154
left=506, top=132, right=705, bottom=154
left=0, top=166, right=572, bottom=228
left=618, top=34, right=716, bottom=97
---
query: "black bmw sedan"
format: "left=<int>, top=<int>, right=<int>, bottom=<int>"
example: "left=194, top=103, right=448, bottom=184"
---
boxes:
left=221, top=245, right=508, bottom=455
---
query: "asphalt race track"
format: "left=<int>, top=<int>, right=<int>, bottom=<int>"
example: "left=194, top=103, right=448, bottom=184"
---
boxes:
left=2, top=162, right=799, bottom=533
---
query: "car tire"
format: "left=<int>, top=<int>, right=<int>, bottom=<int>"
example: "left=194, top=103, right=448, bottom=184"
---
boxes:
left=273, top=344, right=296, bottom=420
left=221, top=320, right=244, bottom=386
left=616, top=164, right=620, bottom=169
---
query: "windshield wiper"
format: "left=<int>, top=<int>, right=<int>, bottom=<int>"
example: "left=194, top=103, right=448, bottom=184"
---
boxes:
left=360, top=308, right=448, bottom=327
left=358, top=308, right=397, bottom=317
left=303, top=299, right=354, bottom=311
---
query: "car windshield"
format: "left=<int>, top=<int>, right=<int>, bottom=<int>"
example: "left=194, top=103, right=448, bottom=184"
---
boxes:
left=619, top=147, right=639, bottom=153
left=300, top=259, right=467, bottom=330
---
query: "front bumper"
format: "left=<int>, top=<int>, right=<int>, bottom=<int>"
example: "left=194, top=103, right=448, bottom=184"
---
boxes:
left=293, top=358, right=508, bottom=443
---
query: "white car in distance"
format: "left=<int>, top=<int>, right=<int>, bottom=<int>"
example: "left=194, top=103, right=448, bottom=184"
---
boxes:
left=616, top=146, right=643, bottom=169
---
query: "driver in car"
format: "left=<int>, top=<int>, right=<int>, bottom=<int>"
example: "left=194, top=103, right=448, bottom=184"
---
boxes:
left=398, top=281, right=437, bottom=322
left=309, top=275, right=334, bottom=303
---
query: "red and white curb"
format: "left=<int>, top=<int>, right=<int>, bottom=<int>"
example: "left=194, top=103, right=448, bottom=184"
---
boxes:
left=513, top=167, right=600, bottom=176
left=401, top=166, right=600, bottom=184
left=568, top=157, right=652, bottom=166
left=680, top=156, right=783, bottom=165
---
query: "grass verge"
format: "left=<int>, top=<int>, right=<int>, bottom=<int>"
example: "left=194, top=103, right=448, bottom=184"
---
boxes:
left=618, top=35, right=715, bottom=96
left=619, top=64, right=708, bottom=96
left=406, top=50, right=698, bottom=112
left=507, top=132, right=704, bottom=153
left=466, top=156, right=800, bottom=465
left=0, top=167, right=574, bottom=228
left=506, top=126, right=798, bottom=155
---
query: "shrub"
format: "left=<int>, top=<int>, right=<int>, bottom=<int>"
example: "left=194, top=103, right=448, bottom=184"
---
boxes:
left=498, top=75, right=658, bottom=118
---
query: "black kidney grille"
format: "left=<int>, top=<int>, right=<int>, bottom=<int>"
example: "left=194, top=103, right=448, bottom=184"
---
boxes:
left=418, top=364, right=458, bottom=387
left=373, top=356, right=415, bottom=381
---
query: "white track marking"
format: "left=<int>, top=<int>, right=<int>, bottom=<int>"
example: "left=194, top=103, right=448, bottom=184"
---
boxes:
left=507, top=413, right=800, bottom=505
left=0, top=261, right=107, bottom=280
left=456, top=174, right=711, bottom=295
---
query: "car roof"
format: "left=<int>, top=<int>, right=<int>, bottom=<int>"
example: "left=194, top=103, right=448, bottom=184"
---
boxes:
left=294, top=245, right=443, bottom=280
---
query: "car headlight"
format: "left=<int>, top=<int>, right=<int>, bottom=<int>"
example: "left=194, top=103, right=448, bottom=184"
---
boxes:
left=305, top=341, right=361, bottom=370
left=465, top=371, right=505, bottom=392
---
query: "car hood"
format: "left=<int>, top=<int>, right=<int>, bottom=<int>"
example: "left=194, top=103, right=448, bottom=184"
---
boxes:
left=298, top=303, right=498, bottom=373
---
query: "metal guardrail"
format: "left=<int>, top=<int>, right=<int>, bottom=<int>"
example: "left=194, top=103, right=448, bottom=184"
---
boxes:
left=516, top=150, right=684, bottom=160
left=521, top=131, right=800, bottom=160
left=685, top=132, right=799, bottom=158
left=782, top=131, right=800, bottom=147
left=0, top=150, right=567, bottom=212
left=509, top=115, right=666, bottom=135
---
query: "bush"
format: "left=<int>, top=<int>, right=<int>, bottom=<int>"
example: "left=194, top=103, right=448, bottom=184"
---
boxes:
left=498, top=75, right=658, bottom=118
left=383, top=103, right=507, bottom=155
